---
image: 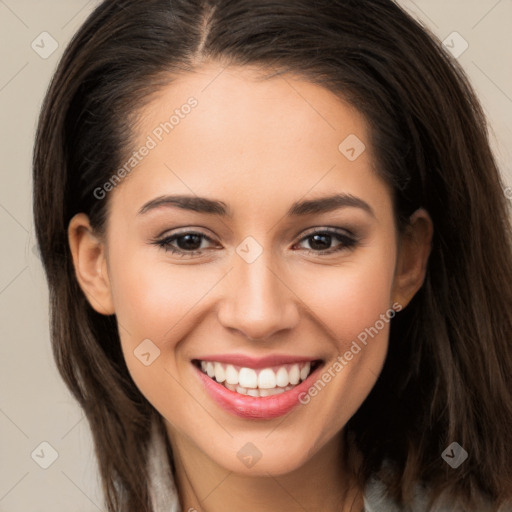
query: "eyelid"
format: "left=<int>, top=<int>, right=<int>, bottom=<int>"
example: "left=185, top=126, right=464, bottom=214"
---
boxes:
left=151, top=230, right=220, bottom=254
left=298, top=225, right=356, bottom=238
left=153, top=226, right=354, bottom=245
left=155, top=226, right=217, bottom=240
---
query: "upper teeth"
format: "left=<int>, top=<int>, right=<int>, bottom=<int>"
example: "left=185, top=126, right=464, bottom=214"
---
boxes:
left=200, top=361, right=312, bottom=389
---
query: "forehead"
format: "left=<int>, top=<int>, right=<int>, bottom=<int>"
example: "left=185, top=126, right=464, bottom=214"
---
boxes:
left=109, top=63, right=392, bottom=219
left=135, top=62, right=370, bottom=154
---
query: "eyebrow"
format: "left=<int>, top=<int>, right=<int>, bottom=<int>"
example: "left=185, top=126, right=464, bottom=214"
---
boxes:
left=288, top=194, right=375, bottom=218
left=138, top=193, right=375, bottom=218
left=138, top=195, right=229, bottom=216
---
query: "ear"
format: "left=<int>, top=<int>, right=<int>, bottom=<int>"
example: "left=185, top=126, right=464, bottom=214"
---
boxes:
left=392, top=208, right=433, bottom=309
left=67, top=213, right=115, bottom=315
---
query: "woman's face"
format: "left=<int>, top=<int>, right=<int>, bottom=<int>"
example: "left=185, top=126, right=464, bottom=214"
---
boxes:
left=72, top=63, right=429, bottom=476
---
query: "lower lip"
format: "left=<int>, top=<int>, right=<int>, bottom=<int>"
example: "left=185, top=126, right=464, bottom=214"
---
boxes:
left=194, top=364, right=321, bottom=420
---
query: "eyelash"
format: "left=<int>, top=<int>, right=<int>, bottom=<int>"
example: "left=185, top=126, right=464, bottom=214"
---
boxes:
left=151, top=228, right=358, bottom=258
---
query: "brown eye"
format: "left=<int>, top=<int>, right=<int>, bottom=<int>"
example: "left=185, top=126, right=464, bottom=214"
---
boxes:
left=308, top=233, right=335, bottom=251
left=295, top=229, right=357, bottom=254
left=173, top=233, right=204, bottom=251
left=152, top=231, right=218, bottom=257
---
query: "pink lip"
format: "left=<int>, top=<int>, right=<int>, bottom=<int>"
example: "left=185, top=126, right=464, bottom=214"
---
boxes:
left=194, top=362, right=322, bottom=420
left=196, top=353, right=316, bottom=369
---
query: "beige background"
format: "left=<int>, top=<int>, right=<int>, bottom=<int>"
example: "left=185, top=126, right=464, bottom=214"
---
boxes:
left=0, top=1, right=511, bottom=510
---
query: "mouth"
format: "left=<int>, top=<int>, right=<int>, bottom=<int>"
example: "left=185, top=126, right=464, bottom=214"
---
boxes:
left=192, top=356, right=323, bottom=419
left=193, top=359, right=321, bottom=398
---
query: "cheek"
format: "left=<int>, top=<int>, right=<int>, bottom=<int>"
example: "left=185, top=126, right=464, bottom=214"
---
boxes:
left=106, top=248, right=211, bottom=409
left=108, top=246, right=220, bottom=346
left=291, top=260, right=396, bottom=444
left=291, top=252, right=396, bottom=351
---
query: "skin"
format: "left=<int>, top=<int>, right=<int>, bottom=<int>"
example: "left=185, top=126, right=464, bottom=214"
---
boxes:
left=68, top=63, right=432, bottom=512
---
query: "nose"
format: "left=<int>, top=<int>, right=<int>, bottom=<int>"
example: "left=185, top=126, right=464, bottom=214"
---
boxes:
left=217, top=247, right=300, bottom=341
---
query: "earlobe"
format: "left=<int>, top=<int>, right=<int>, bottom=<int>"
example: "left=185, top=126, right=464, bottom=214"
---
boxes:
left=67, top=213, right=115, bottom=315
left=392, top=208, right=433, bottom=309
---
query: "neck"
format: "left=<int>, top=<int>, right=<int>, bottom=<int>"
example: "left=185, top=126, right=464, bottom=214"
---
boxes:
left=166, top=427, right=364, bottom=512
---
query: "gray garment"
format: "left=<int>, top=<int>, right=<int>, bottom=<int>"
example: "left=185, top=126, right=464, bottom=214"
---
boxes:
left=147, top=418, right=180, bottom=512
left=362, top=477, right=436, bottom=512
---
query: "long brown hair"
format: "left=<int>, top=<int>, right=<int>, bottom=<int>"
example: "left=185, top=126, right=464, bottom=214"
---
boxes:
left=33, top=0, right=512, bottom=510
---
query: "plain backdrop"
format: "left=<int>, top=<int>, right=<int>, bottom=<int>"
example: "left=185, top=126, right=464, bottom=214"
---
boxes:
left=0, top=1, right=511, bottom=510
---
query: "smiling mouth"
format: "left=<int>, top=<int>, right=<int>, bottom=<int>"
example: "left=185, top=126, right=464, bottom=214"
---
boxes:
left=193, top=359, right=321, bottom=398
